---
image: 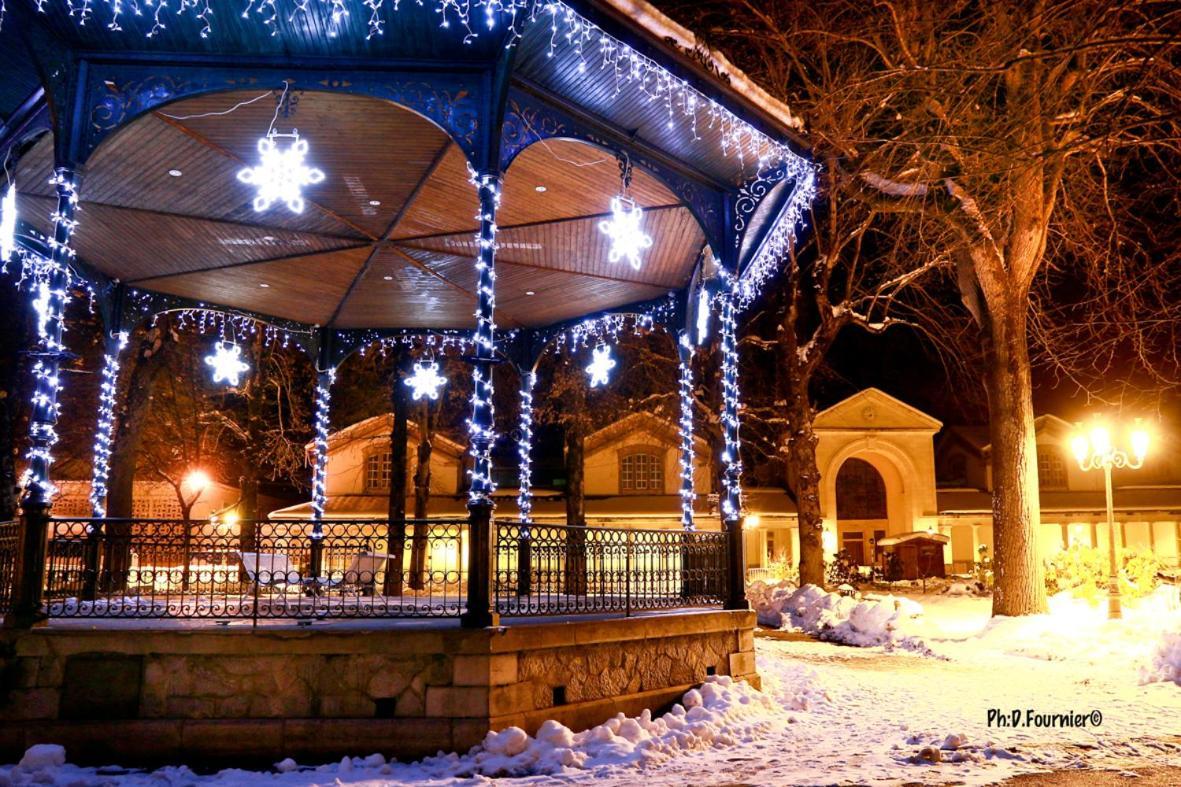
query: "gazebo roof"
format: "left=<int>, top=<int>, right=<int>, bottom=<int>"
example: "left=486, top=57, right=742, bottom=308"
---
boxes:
left=2, top=0, right=814, bottom=333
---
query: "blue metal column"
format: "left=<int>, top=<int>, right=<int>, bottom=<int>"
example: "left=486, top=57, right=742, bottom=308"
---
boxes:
left=462, top=169, right=502, bottom=628
left=309, top=329, right=334, bottom=580
left=677, top=331, right=697, bottom=530
left=8, top=167, right=80, bottom=627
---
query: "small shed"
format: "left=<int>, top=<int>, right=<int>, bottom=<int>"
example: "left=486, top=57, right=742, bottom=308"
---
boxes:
left=877, top=532, right=949, bottom=580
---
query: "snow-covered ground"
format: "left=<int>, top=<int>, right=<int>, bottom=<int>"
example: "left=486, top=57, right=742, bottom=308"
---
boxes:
left=4, top=587, right=1180, bottom=786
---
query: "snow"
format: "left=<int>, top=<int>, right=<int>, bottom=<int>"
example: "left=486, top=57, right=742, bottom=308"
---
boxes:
left=4, top=587, right=1179, bottom=786
left=750, top=581, right=928, bottom=650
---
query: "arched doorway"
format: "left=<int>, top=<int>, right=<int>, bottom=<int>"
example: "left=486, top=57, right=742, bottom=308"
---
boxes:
left=835, top=458, right=888, bottom=566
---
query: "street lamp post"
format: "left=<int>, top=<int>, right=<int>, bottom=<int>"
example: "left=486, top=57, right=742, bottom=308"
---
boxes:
left=1069, top=419, right=1150, bottom=620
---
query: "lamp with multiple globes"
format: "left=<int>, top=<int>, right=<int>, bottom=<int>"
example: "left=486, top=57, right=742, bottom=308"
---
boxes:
left=1068, top=417, right=1152, bottom=619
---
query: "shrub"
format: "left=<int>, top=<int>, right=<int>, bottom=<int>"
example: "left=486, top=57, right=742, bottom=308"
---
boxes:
left=1043, top=543, right=1160, bottom=600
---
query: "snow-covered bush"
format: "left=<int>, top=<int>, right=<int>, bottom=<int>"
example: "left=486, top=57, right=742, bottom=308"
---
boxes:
left=752, top=583, right=927, bottom=650
left=1140, top=629, right=1181, bottom=686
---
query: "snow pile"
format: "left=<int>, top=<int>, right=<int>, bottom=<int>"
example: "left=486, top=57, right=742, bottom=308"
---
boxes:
left=1140, top=628, right=1181, bottom=686
left=16, top=744, right=65, bottom=771
left=755, top=583, right=928, bottom=650
left=451, top=675, right=780, bottom=776
left=747, top=578, right=797, bottom=627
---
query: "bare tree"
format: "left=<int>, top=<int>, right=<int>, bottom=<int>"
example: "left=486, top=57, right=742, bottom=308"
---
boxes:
left=669, top=0, right=1180, bottom=614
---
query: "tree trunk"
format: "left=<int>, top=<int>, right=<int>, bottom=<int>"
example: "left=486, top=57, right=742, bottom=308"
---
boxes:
left=409, top=403, right=433, bottom=586
left=102, top=327, right=166, bottom=591
left=237, top=332, right=266, bottom=558
left=784, top=374, right=826, bottom=588
left=983, top=307, right=1048, bottom=615
left=563, top=416, right=587, bottom=596
left=386, top=355, right=410, bottom=595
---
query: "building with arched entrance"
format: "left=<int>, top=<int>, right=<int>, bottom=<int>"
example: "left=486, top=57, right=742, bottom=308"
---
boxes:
left=746, top=387, right=1181, bottom=577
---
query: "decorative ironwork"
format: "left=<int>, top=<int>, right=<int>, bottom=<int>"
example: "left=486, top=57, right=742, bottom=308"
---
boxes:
left=86, top=69, right=482, bottom=161
left=494, top=522, right=727, bottom=616
left=0, top=520, right=18, bottom=613
left=41, top=518, right=469, bottom=619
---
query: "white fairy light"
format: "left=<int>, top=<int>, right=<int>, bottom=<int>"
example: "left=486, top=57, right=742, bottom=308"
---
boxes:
left=236, top=130, right=325, bottom=213
left=696, top=285, right=712, bottom=344
left=90, top=330, right=129, bottom=517
left=598, top=196, right=652, bottom=271
left=585, top=344, right=616, bottom=388
left=405, top=360, right=448, bottom=401
left=311, top=367, right=335, bottom=522
left=205, top=341, right=250, bottom=386
left=466, top=166, right=501, bottom=502
left=677, top=332, right=696, bottom=529
left=516, top=371, right=536, bottom=524
left=1, top=182, right=16, bottom=262
left=718, top=281, right=743, bottom=521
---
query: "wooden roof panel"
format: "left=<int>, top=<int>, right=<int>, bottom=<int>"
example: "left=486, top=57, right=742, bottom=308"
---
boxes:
left=495, top=263, right=670, bottom=327
left=17, top=194, right=364, bottom=283
left=143, top=247, right=371, bottom=325
left=388, top=144, right=479, bottom=240
left=157, top=90, right=453, bottom=238
left=399, top=207, right=703, bottom=290
left=332, top=248, right=478, bottom=330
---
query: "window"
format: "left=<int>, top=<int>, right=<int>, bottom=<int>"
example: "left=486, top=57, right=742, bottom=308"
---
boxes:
left=366, top=451, right=392, bottom=493
left=620, top=451, right=663, bottom=494
left=1037, top=445, right=1068, bottom=489
left=835, top=458, right=887, bottom=520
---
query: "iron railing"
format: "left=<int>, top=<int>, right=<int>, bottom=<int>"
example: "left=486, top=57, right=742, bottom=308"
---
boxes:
left=0, top=520, right=18, bottom=613
left=494, top=522, right=728, bottom=616
left=0, top=517, right=732, bottom=621
left=42, top=518, right=468, bottom=619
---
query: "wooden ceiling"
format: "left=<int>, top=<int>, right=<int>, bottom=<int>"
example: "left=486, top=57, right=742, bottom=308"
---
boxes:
left=14, top=90, right=707, bottom=329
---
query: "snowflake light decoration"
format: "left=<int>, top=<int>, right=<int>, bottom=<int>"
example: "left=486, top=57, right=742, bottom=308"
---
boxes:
left=405, top=361, right=448, bottom=401
left=205, top=342, right=250, bottom=386
left=585, top=344, right=616, bottom=388
left=1, top=183, right=16, bottom=262
left=598, top=197, right=653, bottom=271
left=237, top=130, right=325, bottom=213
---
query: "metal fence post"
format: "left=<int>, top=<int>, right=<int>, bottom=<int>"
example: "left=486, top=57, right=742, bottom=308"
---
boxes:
left=5, top=503, right=50, bottom=628
left=625, top=530, right=633, bottom=617
left=724, top=516, right=749, bottom=610
left=81, top=519, right=102, bottom=601
left=461, top=501, right=499, bottom=628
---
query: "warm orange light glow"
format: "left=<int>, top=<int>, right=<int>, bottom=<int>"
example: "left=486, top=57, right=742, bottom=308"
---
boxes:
left=745, top=514, right=762, bottom=528
left=1130, top=420, right=1150, bottom=463
left=183, top=470, right=211, bottom=493
left=1070, top=432, right=1089, bottom=465
left=1089, top=424, right=1112, bottom=456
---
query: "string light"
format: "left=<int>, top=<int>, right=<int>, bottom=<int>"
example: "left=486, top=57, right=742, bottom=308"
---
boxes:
left=90, top=330, right=129, bottom=517
left=20, top=169, right=78, bottom=504
left=696, top=285, right=712, bottom=345
left=718, top=280, right=743, bottom=521
left=1, top=182, right=15, bottom=262
left=677, top=332, right=696, bottom=529
left=405, top=360, right=448, bottom=401
left=205, top=341, right=250, bottom=386
left=735, top=170, right=817, bottom=310
left=236, top=130, right=325, bottom=213
left=311, top=367, right=335, bottom=523
left=516, top=371, right=535, bottom=524
left=598, top=196, right=652, bottom=271
left=467, top=166, right=500, bottom=503
left=585, top=344, right=615, bottom=388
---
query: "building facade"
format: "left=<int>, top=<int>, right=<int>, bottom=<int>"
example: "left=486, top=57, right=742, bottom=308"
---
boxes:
left=749, top=388, right=1181, bottom=574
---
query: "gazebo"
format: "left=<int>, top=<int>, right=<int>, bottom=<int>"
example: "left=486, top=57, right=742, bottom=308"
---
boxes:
left=0, top=1, right=812, bottom=625
left=0, top=0, right=815, bottom=763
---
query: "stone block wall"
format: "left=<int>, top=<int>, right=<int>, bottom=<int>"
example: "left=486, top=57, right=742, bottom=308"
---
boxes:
left=0, top=610, right=756, bottom=766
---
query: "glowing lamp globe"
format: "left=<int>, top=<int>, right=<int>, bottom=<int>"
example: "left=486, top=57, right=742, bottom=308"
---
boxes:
left=1130, top=422, right=1150, bottom=463
left=183, top=469, right=211, bottom=493
left=1070, top=432, right=1089, bottom=465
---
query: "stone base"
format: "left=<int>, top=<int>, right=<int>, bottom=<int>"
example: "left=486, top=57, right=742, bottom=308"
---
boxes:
left=0, top=610, right=757, bottom=766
